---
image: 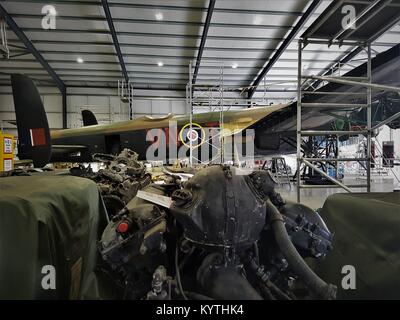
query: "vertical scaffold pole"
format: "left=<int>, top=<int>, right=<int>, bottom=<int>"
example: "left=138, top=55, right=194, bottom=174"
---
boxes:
left=189, top=60, right=193, bottom=167
left=220, top=62, right=225, bottom=164
left=296, top=40, right=303, bottom=203
left=367, top=43, right=372, bottom=192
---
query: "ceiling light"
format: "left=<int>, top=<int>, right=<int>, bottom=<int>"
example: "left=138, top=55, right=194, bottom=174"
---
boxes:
left=158, top=61, right=164, bottom=67
left=155, top=12, right=163, bottom=21
left=76, top=57, right=84, bottom=63
left=232, top=63, right=238, bottom=69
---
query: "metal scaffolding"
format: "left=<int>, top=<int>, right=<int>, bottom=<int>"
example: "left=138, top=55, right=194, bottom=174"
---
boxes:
left=185, top=61, right=298, bottom=167
left=296, top=38, right=400, bottom=203
left=186, top=60, right=226, bottom=166
left=296, top=39, right=373, bottom=203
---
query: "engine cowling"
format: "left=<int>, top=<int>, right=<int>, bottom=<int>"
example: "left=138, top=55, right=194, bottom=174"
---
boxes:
left=170, top=165, right=269, bottom=251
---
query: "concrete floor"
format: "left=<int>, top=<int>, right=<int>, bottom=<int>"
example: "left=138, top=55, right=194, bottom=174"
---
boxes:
left=276, top=174, right=395, bottom=210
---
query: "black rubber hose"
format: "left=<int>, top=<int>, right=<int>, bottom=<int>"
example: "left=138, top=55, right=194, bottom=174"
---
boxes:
left=265, top=199, right=337, bottom=300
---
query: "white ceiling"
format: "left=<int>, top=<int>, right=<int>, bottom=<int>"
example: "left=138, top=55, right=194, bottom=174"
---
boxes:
left=0, top=0, right=399, bottom=100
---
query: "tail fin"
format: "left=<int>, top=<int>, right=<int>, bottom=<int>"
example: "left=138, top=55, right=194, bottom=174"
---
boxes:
left=11, top=74, right=52, bottom=167
left=81, top=109, right=98, bottom=126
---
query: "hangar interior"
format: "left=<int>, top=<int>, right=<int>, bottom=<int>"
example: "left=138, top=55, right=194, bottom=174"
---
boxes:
left=0, top=0, right=400, bottom=301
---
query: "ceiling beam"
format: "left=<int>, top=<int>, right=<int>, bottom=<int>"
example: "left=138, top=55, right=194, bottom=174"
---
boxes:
left=101, top=0, right=129, bottom=84
left=0, top=3, right=65, bottom=93
left=305, top=0, right=400, bottom=92
left=7, top=39, right=360, bottom=54
left=10, top=13, right=294, bottom=30
left=304, top=46, right=363, bottom=91
left=9, top=0, right=306, bottom=16
left=192, top=0, right=216, bottom=84
left=247, top=0, right=322, bottom=98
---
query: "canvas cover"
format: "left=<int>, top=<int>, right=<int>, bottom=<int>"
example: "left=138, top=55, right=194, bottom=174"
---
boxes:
left=0, top=175, right=108, bottom=299
left=312, top=192, right=400, bottom=299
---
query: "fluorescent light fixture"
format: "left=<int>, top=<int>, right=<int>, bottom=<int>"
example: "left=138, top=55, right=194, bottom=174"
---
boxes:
left=232, top=63, right=238, bottom=69
left=155, top=12, right=163, bottom=21
left=158, top=61, right=164, bottom=67
left=76, top=57, right=84, bottom=63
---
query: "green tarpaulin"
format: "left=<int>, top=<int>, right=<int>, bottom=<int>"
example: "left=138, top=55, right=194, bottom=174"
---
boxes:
left=0, top=175, right=108, bottom=299
left=312, top=192, right=400, bottom=299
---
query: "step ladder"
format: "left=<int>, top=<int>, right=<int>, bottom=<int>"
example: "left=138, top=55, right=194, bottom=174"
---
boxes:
left=118, top=80, right=133, bottom=119
left=271, top=157, right=292, bottom=189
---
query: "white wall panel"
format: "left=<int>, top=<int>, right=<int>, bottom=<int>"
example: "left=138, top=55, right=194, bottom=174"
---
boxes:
left=133, top=100, right=152, bottom=115
left=172, top=101, right=186, bottom=114
left=0, top=95, right=14, bottom=111
left=151, top=100, right=170, bottom=114
left=43, top=95, right=62, bottom=113
left=47, top=113, right=63, bottom=129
